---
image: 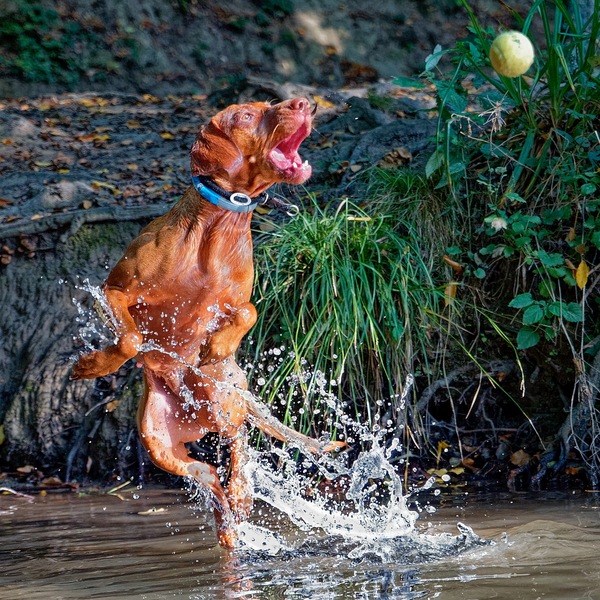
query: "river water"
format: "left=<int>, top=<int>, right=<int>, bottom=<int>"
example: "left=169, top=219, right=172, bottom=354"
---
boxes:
left=2, top=486, right=599, bottom=599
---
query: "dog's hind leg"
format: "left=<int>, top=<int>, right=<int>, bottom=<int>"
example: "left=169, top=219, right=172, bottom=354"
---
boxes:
left=137, top=370, right=238, bottom=548
left=224, top=426, right=253, bottom=523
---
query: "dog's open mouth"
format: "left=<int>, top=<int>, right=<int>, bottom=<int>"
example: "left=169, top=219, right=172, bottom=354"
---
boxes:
left=268, top=120, right=312, bottom=181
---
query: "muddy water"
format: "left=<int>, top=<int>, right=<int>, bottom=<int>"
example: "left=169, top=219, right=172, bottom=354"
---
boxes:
left=2, top=488, right=599, bottom=599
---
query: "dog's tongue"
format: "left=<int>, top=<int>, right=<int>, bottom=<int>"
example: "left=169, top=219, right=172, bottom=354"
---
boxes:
left=270, top=147, right=311, bottom=178
left=269, top=122, right=311, bottom=179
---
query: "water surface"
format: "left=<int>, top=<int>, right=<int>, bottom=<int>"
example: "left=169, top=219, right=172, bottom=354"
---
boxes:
left=2, top=488, right=599, bottom=599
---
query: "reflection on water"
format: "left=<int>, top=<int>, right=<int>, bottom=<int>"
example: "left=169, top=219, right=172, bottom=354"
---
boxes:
left=2, top=489, right=599, bottom=599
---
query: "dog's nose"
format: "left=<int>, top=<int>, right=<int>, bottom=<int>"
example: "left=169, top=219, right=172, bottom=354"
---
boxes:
left=288, top=97, right=310, bottom=113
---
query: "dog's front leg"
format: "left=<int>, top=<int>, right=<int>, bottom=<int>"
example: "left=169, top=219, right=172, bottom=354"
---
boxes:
left=199, top=301, right=257, bottom=364
left=72, top=288, right=143, bottom=379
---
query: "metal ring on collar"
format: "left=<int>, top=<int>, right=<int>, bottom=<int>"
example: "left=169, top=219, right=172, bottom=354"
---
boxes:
left=229, top=192, right=253, bottom=206
left=286, top=204, right=300, bottom=217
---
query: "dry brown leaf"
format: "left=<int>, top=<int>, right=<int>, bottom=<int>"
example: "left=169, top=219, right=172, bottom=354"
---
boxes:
left=510, top=449, right=530, bottom=467
left=16, top=465, right=36, bottom=474
left=443, top=254, right=464, bottom=275
left=378, top=147, right=413, bottom=168
left=444, top=281, right=458, bottom=305
left=41, top=476, right=63, bottom=486
left=313, top=95, right=336, bottom=109
left=137, top=507, right=168, bottom=515
left=105, top=399, right=120, bottom=412
left=47, top=128, right=69, bottom=137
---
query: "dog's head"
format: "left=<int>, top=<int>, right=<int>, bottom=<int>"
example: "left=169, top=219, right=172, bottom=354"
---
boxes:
left=190, top=97, right=314, bottom=197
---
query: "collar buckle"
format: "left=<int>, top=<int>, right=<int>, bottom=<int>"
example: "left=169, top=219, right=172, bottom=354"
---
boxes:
left=229, top=192, right=253, bottom=206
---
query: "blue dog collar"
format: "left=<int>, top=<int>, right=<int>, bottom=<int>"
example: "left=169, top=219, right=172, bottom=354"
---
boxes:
left=191, top=175, right=267, bottom=213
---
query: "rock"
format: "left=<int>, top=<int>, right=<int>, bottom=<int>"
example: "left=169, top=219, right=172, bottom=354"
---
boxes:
left=35, top=180, right=96, bottom=211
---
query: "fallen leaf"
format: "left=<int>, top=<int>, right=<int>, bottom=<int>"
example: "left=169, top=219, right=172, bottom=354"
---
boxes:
left=160, top=131, right=175, bottom=140
left=510, top=449, right=530, bottom=467
left=444, top=281, right=458, bottom=305
left=449, top=466, right=465, bottom=475
left=137, top=507, right=168, bottom=515
left=436, top=440, right=450, bottom=466
left=91, top=180, right=117, bottom=191
left=461, top=457, right=478, bottom=472
left=259, top=220, right=277, bottom=232
left=105, top=399, right=120, bottom=412
left=127, top=120, right=141, bottom=129
left=427, top=468, right=448, bottom=478
left=313, top=95, right=336, bottom=109
left=576, top=259, right=589, bottom=289
left=82, top=200, right=93, bottom=209
left=443, top=255, right=464, bottom=275
left=77, top=133, right=97, bottom=142
left=378, top=147, right=413, bottom=168
left=41, top=476, right=63, bottom=486
left=16, top=465, right=36, bottom=474
left=46, top=128, right=69, bottom=137
left=0, top=198, right=13, bottom=208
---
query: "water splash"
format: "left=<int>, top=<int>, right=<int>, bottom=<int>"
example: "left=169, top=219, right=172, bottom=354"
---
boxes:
left=235, top=423, right=488, bottom=562
left=74, top=284, right=488, bottom=563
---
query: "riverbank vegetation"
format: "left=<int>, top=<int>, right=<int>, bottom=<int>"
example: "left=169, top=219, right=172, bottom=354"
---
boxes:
left=247, top=0, right=600, bottom=489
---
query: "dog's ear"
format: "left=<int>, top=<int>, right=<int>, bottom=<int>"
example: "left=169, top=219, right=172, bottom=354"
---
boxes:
left=190, top=120, right=242, bottom=179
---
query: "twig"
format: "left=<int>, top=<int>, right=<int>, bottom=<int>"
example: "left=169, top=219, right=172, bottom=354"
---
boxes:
left=415, top=360, right=517, bottom=413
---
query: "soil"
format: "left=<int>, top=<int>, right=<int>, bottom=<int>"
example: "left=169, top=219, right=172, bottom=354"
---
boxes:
left=0, top=0, right=512, bottom=99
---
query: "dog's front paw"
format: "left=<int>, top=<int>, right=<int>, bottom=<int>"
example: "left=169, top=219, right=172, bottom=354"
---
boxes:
left=71, top=348, right=122, bottom=380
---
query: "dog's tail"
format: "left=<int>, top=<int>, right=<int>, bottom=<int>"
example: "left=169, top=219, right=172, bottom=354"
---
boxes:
left=245, top=396, right=345, bottom=454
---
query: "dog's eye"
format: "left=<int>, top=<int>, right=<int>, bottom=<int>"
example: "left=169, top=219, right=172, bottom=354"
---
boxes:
left=238, top=111, right=255, bottom=123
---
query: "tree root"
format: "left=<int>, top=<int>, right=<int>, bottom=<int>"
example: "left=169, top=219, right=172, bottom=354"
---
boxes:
left=0, top=203, right=170, bottom=241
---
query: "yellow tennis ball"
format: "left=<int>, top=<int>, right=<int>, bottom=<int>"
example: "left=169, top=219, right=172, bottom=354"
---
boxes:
left=489, top=31, right=534, bottom=77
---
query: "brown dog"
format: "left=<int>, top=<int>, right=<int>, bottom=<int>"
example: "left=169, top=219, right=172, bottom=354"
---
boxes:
left=72, top=98, right=343, bottom=549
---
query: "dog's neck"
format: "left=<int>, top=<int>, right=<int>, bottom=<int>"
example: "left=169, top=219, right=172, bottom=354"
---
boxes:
left=191, top=175, right=268, bottom=214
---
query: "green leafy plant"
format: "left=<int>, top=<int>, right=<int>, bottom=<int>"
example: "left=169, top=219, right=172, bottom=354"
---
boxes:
left=410, top=0, right=600, bottom=484
left=0, top=1, right=88, bottom=85
left=422, top=0, right=599, bottom=352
